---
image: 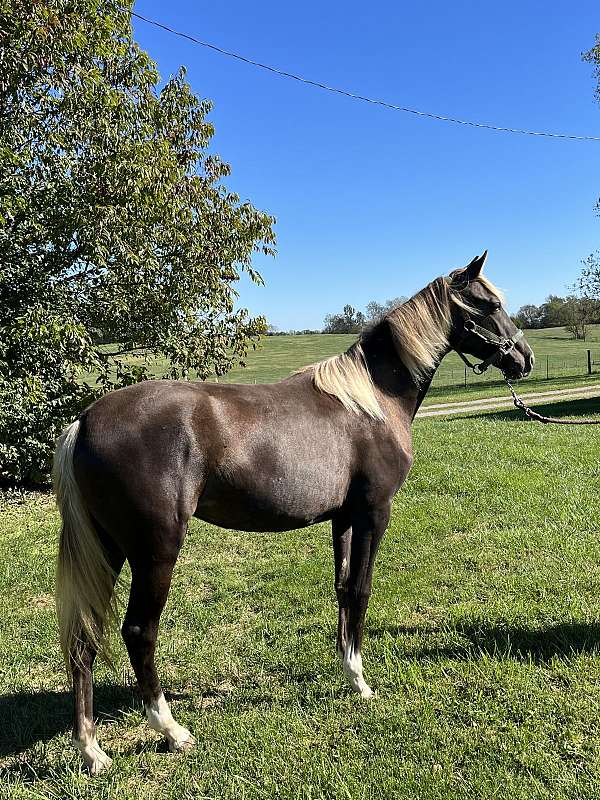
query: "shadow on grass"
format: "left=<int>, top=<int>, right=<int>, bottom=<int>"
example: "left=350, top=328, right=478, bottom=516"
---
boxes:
left=0, top=682, right=140, bottom=759
left=370, top=620, right=600, bottom=664
left=462, top=395, right=600, bottom=423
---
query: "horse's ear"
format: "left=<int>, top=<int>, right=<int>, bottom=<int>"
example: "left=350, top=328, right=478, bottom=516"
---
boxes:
left=463, top=250, right=488, bottom=281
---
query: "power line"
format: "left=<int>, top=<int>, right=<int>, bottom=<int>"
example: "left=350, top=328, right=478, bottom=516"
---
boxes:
left=131, top=9, right=600, bottom=142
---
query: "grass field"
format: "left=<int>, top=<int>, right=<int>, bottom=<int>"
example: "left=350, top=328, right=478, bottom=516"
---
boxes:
left=115, top=324, right=600, bottom=406
left=2, top=350, right=600, bottom=797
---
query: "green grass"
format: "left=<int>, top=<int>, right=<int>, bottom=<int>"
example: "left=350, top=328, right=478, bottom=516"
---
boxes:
left=111, top=325, right=600, bottom=406
left=2, top=396, right=600, bottom=798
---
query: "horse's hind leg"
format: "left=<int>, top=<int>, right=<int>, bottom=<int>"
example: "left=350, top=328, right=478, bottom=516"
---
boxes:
left=71, top=542, right=124, bottom=774
left=334, top=506, right=389, bottom=699
left=72, top=642, right=111, bottom=774
left=121, top=535, right=194, bottom=752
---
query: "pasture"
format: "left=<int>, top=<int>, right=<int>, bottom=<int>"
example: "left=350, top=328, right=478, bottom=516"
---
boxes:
left=1, top=344, right=600, bottom=798
left=115, top=324, right=600, bottom=405
left=6, top=4, right=600, bottom=797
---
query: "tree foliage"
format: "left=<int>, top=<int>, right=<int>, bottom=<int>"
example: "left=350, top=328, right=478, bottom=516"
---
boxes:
left=323, top=305, right=366, bottom=334
left=513, top=294, right=600, bottom=337
left=365, top=296, right=407, bottom=324
left=0, top=0, right=275, bottom=483
left=562, top=297, right=596, bottom=341
left=323, top=297, right=406, bottom=334
left=579, top=253, right=600, bottom=300
left=512, top=303, right=545, bottom=329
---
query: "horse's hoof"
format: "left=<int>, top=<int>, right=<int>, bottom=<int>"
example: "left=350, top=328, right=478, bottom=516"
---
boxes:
left=74, top=736, right=112, bottom=776
left=84, top=745, right=112, bottom=775
left=347, top=676, right=375, bottom=699
left=168, top=729, right=195, bottom=752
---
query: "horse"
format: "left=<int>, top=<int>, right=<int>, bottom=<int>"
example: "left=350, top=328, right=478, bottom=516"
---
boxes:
left=53, top=251, right=533, bottom=774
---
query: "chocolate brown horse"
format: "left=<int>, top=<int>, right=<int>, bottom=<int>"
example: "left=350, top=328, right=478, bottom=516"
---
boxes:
left=54, top=252, right=533, bottom=773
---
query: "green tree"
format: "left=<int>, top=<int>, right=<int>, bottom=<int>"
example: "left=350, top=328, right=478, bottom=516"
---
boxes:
left=540, top=295, right=569, bottom=327
left=365, top=296, right=407, bottom=324
left=562, top=296, right=596, bottom=340
left=323, top=305, right=366, bottom=334
left=512, top=304, right=544, bottom=329
left=579, top=252, right=600, bottom=302
left=0, top=0, right=275, bottom=484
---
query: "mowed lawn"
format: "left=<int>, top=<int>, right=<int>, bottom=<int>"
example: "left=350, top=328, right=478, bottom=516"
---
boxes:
left=115, top=324, right=600, bottom=405
left=1, top=396, right=600, bottom=798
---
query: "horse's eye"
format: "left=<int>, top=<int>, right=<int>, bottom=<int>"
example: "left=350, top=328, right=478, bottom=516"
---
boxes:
left=491, top=302, right=501, bottom=312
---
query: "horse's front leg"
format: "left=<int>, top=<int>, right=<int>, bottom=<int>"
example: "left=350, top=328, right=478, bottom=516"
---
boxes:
left=333, top=505, right=390, bottom=699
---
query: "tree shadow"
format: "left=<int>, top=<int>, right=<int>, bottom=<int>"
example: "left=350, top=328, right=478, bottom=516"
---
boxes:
left=369, top=620, right=600, bottom=664
left=462, top=395, right=600, bottom=423
left=0, top=682, right=140, bottom=759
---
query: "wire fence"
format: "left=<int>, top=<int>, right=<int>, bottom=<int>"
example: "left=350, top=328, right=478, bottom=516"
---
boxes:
left=431, top=349, right=600, bottom=390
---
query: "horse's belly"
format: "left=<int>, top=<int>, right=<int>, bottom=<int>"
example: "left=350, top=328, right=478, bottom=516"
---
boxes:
left=194, top=469, right=345, bottom=532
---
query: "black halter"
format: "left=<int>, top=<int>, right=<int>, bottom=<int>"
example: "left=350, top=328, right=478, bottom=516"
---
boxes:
left=455, top=318, right=524, bottom=375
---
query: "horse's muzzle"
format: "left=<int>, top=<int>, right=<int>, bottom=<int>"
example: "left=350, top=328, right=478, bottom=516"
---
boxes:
left=501, top=347, right=534, bottom=380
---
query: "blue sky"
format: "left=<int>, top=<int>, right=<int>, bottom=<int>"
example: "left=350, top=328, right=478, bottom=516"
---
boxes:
left=132, top=1, right=600, bottom=329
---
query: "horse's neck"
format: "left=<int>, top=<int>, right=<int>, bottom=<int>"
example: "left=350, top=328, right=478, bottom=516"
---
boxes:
left=361, top=323, right=450, bottom=420
left=411, top=377, right=433, bottom=419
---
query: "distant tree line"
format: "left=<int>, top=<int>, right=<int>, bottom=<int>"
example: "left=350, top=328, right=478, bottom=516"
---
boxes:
left=266, top=326, right=321, bottom=336
left=265, top=296, right=407, bottom=336
left=513, top=295, right=600, bottom=340
left=269, top=282, right=600, bottom=342
left=322, top=297, right=407, bottom=334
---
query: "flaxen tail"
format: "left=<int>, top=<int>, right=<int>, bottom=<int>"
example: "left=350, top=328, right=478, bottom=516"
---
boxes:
left=54, top=420, right=118, bottom=673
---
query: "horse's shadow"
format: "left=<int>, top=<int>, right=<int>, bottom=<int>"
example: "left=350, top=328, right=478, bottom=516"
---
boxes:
left=0, top=682, right=140, bottom=760
left=370, top=620, right=600, bottom=663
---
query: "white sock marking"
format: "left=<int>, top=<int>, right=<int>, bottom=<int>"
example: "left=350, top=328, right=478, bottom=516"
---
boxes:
left=146, top=692, right=194, bottom=751
left=73, top=732, right=112, bottom=775
left=341, top=642, right=374, bottom=699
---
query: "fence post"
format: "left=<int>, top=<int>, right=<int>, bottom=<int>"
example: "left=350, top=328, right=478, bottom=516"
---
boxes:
left=464, top=366, right=467, bottom=387
left=546, top=355, right=549, bottom=380
left=588, top=349, right=592, bottom=375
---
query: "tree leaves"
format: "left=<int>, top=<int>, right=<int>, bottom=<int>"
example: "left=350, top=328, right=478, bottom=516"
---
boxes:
left=323, top=297, right=407, bottom=333
left=0, top=0, right=275, bottom=483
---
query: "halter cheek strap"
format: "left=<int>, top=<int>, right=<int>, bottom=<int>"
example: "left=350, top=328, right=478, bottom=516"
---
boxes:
left=455, top=319, right=524, bottom=375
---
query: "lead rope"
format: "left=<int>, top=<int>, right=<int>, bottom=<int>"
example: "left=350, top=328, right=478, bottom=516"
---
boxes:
left=505, top=379, right=600, bottom=425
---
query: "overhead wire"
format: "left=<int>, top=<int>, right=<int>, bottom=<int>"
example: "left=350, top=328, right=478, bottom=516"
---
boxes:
left=131, top=9, right=600, bottom=142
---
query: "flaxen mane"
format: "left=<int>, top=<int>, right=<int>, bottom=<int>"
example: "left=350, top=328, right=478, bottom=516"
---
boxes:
left=305, top=274, right=504, bottom=420
left=303, top=341, right=384, bottom=419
